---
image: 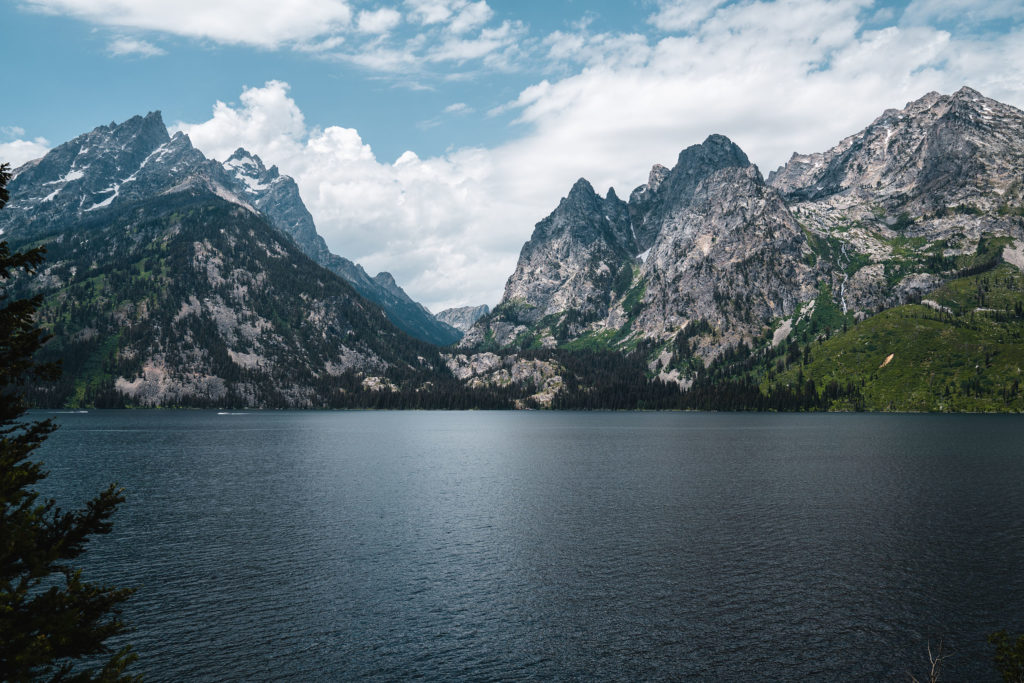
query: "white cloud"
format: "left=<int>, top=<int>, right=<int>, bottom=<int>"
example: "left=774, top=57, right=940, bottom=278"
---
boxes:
left=448, top=1, right=492, bottom=34
left=174, top=1, right=1024, bottom=311
left=357, top=7, right=402, bottom=34
left=107, top=37, right=165, bottom=57
left=22, top=0, right=524, bottom=78
left=22, top=0, right=352, bottom=48
left=444, top=102, right=472, bottom=113
left=0, top=138, right=52, bottom=168
left=176, top=81, right=517, bottom=311
left=649, top=0, right=731, bottom=32
left=404, top=0, right=457, bottom=25
left=902, top=0, right=1024, bottom=25
left=543, top=30, right=651, bottom=69
left=427, top=20, right=525, bottom=65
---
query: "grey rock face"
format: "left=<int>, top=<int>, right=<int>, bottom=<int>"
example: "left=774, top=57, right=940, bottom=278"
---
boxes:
left=503, top=178, right=635, bottom=320
left=222, top=148, right=329, bottom=262
left=465, top=178, right=637, bottom=347
left=466, top=133, right=815, bottom=359
left=435, top=304, right=490, bottom=333
left=630, top=135, right=752, bottom=253
left=770, top=86, right=1024, bottom=314
left=636, top=162, right=815, bottom=343
left=628, top=164, right=669, bottom=251
left=443, top=352, right=564, bottom=407
left=769, top=87, right=1024, bottom=214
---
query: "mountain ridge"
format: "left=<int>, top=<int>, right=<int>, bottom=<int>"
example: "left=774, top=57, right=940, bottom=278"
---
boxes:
left=459, top=86, right=1024, bottom=405
left=1, top=113, right=461, bottom=346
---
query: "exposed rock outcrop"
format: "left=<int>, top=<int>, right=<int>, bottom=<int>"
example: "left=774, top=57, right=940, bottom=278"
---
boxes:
left=435, top=304, right=490, bottom=333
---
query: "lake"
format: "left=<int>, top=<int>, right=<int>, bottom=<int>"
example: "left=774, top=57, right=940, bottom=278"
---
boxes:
left=32, top=410, right=1024, bottom=680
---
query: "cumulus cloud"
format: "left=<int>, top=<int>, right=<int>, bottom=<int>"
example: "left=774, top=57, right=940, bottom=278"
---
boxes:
left=107, top=37, right=165, bottom=57
left=448, top=1, right=492, bottom=34
left=0, top=137, right=52, bottom=168
left=176, top=1, right=1024, bottom=311
left=357, top=7, right=402, bottom=34
left=22, top=0, right=352, bottom=48
left=175, top=81, right=520, bottom=311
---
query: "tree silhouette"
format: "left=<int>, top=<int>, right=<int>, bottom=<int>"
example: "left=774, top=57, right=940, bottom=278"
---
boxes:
left=0, top=161, right=138, bottom=681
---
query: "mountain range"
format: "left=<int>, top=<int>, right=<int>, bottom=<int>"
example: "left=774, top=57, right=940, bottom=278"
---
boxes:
left=2, top=86, right=1022, bottom=410
left=1, top=112, right=461, bottom=346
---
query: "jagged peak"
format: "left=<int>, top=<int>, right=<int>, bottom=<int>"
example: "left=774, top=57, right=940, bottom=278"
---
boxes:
left=648, top=163, right=669, bottom=186
left=223, top=148, right=281, bottom=183
left=165, top=130, right=195, bottom=150
left=676, top=134, right=750, bottom=170
left=568, top=177, right=596, bottom=198
left=225, top=147, right=264, bottom=170
left=89, top=110, right=167, bottom=140
left=374, top=271, right=398, bottom=288
left=605, top=187, right=619, bottom=201
left=952, top=85, right=984, bottom=100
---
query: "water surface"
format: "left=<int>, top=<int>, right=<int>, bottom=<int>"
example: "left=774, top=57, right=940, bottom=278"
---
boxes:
left=35, top=411, right=1024, bottom=680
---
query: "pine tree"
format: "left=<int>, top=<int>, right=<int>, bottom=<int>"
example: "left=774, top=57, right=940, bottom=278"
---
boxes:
left=0, top=162, right=138, bottom=681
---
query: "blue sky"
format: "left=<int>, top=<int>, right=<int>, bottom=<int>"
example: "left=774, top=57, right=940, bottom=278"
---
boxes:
left=2, top=0, right=1023, bottom=310
left=3, top=1, right=656, bottom=161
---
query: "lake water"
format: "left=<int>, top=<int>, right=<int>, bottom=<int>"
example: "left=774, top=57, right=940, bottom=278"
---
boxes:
left=32, top=410, right=1024, bottom=681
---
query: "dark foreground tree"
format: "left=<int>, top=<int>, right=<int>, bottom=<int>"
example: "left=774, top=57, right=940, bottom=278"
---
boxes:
left=990, top=630, right=1024, bottom=683
left=0, top=161, right=137, bottom=681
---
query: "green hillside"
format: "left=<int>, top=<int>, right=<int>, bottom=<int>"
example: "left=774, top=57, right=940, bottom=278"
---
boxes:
left=770, top=262, right=1024, bottom=412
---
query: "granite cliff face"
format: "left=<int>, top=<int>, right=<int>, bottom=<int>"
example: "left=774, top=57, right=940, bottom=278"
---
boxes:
left=461, top=178, right=636, bottom=348
left=769, top=87, right=1024, bottom=213
left=769, top=86, right=1024, bottom=314
left=465, top=135, right=815, bottom=361
left=435, top=304, right=490, bottom=333
left=635, top=159, right=815, bottom=345
left=464, top=88, right=1024, bottom=388
left=2, top=115, right=460, bottom=346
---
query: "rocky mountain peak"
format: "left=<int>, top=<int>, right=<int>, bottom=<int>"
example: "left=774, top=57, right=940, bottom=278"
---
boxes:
left=953, top=85, right=983, bottom=100
left=373, top=271, right=400, bottom=293
left=647, top=164, right=669, bottom=191
left=768, top=86, right=1024, bottom=213
left=222, top=148, right=285, bottom=201
left=463, top=171, right=637, bottom=346
left=566, top=177, right=597, bottom=202
left=435, top=305, right=490, bottom=333
left=0, top=111, right=176, bottom=237
left=629, top=134, right=754, bottom=252
left=677, top=134, right=750, bottom=170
